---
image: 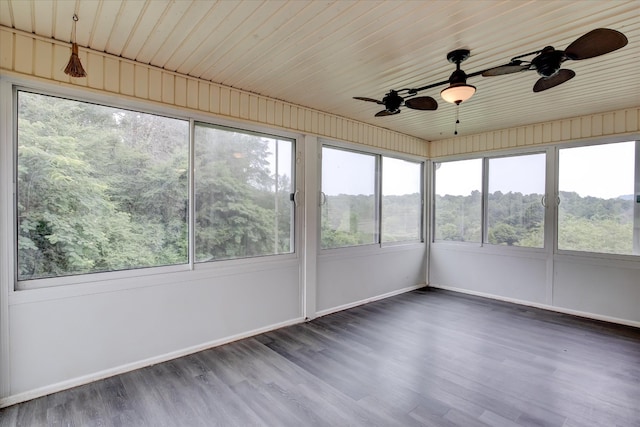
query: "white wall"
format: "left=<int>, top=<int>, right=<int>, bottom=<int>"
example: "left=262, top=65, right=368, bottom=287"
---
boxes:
left=1, top=128, right=428, bottom=407
left=430, top=245, right=548, bottom=304
left=0, top=40, right=429, bottom=405
left=317, top=245, right=426, bottom=314
left=430, top=244, right=640, bottom=326
left=553, top=255, right=640, bottom=322
left=429, top=118, right=640, bottom=327
left=1, top=26, right=638, bottom=409
left=7, top=260, right=302, bottom=399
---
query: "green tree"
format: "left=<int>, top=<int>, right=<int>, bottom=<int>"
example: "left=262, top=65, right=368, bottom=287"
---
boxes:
left=382, top=193, right=421, bottom=242
left=487, top=191, right=544, bottom=247
left=435, top=188, right=632, bottom=253
left=489, top=223, right=519, bottom=246
left=321, top=194, right=376, bottom=248
left=194, top=126, right=293, bottom=260
left=17, top=92, right=189, bottom=280
left=434, top=190, right=482, bottom=242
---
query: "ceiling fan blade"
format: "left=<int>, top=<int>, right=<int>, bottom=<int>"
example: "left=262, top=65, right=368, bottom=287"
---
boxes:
left=533, top=69, right=576, bottom=92
left=482, top=61, right=530, bottom=76
left=565, top=28, right=628, bottom=60
left=405, top=96, right=438, bottom=110
left=354, top=96, right=383, bottom=104
left=375, top=110, right=400, bottom=117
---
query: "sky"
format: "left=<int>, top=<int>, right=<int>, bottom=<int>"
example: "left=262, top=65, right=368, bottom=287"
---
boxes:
left=322, top=148, right=375, bottom=195
left=270, top=141, right=636, bottom=200
left=436, top=141, right=636, bottom=199
left=558, top=141, right=635, bottom=199
left=321, top=148, right=421, bottom=196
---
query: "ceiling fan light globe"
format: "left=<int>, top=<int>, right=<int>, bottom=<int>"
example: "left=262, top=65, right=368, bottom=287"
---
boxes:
left=441, top=84, right=476, bottom=104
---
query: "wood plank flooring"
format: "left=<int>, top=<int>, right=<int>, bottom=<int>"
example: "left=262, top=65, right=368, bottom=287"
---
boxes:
left=1, top=288, right=639, bottom=426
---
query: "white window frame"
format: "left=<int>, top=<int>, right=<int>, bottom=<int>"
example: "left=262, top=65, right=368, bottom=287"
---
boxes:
left=431, top=155, right=485, bottom=246
left=193, top=121, right=297, bottom=263
left=319, top=139, right=425, bottom=252
left=432, top=148, right=550, bottom=253
left=483, top=151, right=547, bottom=249
left=554, top=137, right=640, bottom=260
left=430, top=137, right=640, bottom=262
left=2, top=77, right=303, bottom=292
left=381, top=155, right=424, bottom=246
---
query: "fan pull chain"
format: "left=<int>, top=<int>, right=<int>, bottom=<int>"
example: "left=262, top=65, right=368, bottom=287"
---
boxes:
left=454, top=104, right=460, bottom=135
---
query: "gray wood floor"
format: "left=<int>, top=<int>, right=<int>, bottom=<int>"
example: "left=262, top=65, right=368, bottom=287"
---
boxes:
left=1, top=288, right=639, bottom=427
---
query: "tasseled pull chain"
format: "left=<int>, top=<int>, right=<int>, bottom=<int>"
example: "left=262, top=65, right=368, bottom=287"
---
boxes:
left=64, top=14, right=87, bottom=78
left=454, top=103, right=460, bottom=135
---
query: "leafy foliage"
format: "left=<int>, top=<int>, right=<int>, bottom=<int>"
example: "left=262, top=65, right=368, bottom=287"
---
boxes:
left=194, top=125, right=293, bottom=261
left=558, top=191, right=633, bottom=254
left=321, top=193, right=422, bottom=248
left=321, top=194, right=376, bottom=248
left=434, top=190, right=482, bottom=242
left=382, top=193, right=422, bottom=242
left=487, top=191, right=544, bottom=247
left=17, top=92, right=190, bottom=280
left=435, top=189, right=633, bottom=254
left=17, top=92, right=294, bottom=281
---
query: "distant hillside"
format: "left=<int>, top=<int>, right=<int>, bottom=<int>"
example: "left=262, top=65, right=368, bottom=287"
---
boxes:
left=433, top=190, right=633, bottom=253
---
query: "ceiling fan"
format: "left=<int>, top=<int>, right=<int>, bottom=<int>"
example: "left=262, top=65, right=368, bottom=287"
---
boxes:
left=354, top=49, right=481, bottom=117
left=482, top=28, right=628, bottom=92
left=353, top=90, right=438, bottom=117
left=353, top=28, right=627, bottom=118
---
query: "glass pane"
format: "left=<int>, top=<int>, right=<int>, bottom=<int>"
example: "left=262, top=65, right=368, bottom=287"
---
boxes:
left=487, top=154, right=546, bottom=247
left=558, top=141, right=635, bottom=255
left=194, top=124, right=294, bottom=261
left=382, top=157, right=422, bottom=243
left=434, top=159, right=482, bottom=242
left=321, top=147, right=377, bottom=249
left=17, top=91, right=189, bottom=280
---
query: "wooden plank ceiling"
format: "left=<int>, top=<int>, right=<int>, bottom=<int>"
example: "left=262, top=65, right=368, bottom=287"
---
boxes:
left=1, top=0, right=638, bottom=141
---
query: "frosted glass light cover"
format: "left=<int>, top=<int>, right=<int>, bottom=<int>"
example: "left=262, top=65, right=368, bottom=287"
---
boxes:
left=441, top=84, right=476, bottom=104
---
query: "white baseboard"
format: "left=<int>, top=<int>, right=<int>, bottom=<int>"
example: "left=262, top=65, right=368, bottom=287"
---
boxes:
left=8, top=281, right=631, bottom=409
left=0, top=317, right=305, bottom=409
left=315, top=283, right=426, bottom=318
left=0, top=284, right=426, bottom=408
left=430, top=284, right=640, bottom=329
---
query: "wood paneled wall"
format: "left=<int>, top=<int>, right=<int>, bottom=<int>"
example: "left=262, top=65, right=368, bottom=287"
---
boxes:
left=1, top=27, right=638, bottom=160
left=0, top=27, right=427, bottom=157
left=430, top=108, right=640, bottom=158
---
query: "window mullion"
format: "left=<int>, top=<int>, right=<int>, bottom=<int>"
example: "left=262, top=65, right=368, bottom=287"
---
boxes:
left=376, top=154, right=382, bottom=245
left=633, top=140, right=640, bottom=255
left=546, top=146, right=558, bottom=255
left=189, top=118, right=196, bottom=269
left=481, top=157, right=489, bottom=246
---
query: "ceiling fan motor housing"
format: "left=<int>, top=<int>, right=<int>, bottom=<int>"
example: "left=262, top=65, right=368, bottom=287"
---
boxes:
left=448, top=69, right=468, bottom=85
left=446, top=50, right=472, bottom=84
left=382, top=90, right=403, bottom=113
left=532, top=47, right=566, bottom=77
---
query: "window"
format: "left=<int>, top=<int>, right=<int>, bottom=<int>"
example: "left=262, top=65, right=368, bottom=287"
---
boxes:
left=320, top=147, right=377, bottom=249
left=433, top=142, right=640, bottom=257
left=15, top=90, right=298, bottom=286
left=382, top=157, right=422, bottom=243
left=486, top=153, right=545, bottom=247
left=558, top=141, right=638, bottom=255
left=17, top=91, right=189, bottom=281
left=194, top=124, right=295, bottom=261
left=320, top=147, right=424, bottom=249
left=433, top=159, right=482, bottom=242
